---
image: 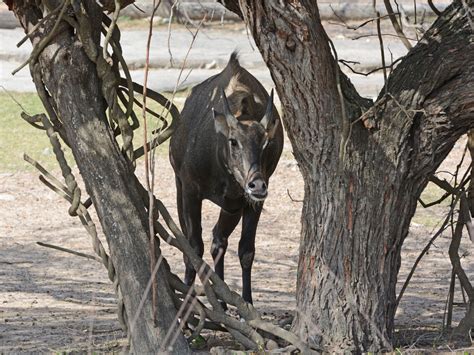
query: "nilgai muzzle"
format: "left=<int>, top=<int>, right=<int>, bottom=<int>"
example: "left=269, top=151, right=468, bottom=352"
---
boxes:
left=169, top=52, right=284, bottom=305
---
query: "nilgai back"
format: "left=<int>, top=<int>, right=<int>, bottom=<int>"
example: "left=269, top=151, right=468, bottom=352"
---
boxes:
left=169, top=52, right=283, bottom=304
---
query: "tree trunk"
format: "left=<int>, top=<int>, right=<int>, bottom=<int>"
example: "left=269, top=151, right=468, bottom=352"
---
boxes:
left=11, top=2, right=189, bottom=353
left=220, top=0, right=474, bottom=351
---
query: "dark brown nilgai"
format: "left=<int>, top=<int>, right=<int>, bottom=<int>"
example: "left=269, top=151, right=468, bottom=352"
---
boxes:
left=170, top=52, right=284, bottom=305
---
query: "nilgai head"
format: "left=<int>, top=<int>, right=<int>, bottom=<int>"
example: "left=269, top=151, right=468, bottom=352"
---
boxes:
left=213, top=89, right=279, bottom=202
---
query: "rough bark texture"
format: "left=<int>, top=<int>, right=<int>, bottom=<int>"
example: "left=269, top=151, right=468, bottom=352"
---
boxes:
left=220, top=0, right=474, bottom=352
left=11, top=1, right=189, bottom=353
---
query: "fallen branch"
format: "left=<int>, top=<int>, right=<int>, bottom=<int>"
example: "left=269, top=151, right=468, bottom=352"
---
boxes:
left=37, top=241, right=102, bottom=262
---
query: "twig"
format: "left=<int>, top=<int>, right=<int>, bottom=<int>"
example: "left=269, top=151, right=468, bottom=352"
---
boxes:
left=418, top=190, right=451, bottom=208
left=16, top=4, right=61, bottom=48
left=395, top=193, right=461, bottom=310
left=449, top=197, right=474, bottom=299
left=287, top=189, right=303, bottom=203
left=147, top=15, right=205, bottom=161
left=1, top=85, right=31, bottom=115
left=101, top=17, right=135, bottom=122
left=329, top=6, right=397, bottom=31
left=141, top=0, right=162, bottom=325
left=445, top=270, right=456, bottom=328
left=394, top=0, right=403, bottom=30
left=339, top=57, right=403, bottom=77
left=20, top=112, right=45, bottom=130
left=383, top=0, right=413, bottom=50
left=468, top=130, right=474, bottom=217
left=375, top=10, right=388, bottom=89
left=167, top=0, right=178, bottom=67
left=102, top=0, right=121, bottom=63
left=413, top=0, right=417, bottom=25
left=12, top=0, right=71, bottom=75
left=398, top=5, right=427, bottom=34
left=428, top=0, right=442, bottom=16
left=30, top=63, right=67, bottom=142
left=37, top=241, right=102, bottom=262
left=351, top=33, right=417, bottom=41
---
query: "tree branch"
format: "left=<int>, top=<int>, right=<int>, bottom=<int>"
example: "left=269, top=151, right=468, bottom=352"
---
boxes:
left=217, top=0, right=243, bottom=19
left=383, top=0, right=413, bottom=50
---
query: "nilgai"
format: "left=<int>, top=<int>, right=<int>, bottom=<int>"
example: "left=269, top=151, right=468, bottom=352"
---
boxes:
left=169, top=52, right=283, bottom=304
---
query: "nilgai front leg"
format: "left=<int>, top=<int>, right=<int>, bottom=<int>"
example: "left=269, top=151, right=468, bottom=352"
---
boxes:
left=239, top=204, right=263, bottom=304
left=211, top=208, right=242, bottom=281
left=180, top=188, right=204, bottom=286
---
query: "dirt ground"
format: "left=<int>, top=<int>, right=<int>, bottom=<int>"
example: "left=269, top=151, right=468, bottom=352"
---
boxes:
left=1, top=129, right=473, bottom=353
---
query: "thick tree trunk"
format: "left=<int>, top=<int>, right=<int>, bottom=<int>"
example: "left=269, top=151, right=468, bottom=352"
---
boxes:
left=11, top=2, right=189, bottom=353
left=221, top=0, right=474, bottom=351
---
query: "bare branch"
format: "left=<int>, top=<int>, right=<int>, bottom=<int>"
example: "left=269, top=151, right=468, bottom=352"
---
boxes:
left=339, top=58, right=403, bottom=77
left=329, top=6, right=397, bottom=31
left=350, top=33, right=417, bottom=41
left=383, top=0, right=413, bottom=50
left=102, top=0, right=121, bottom=63
left=141, top=0, right=162, bottom=325
left=449, top=199, right=474, bottom=299
left=12, top=0, right=71, bottom=76
left=428, top=0, right=442, bottom=16
left=36, top=241, right=102, bottom=262
left=395, top=197, right=458, bottom=310
left=375, top=10, right=388, bottom=88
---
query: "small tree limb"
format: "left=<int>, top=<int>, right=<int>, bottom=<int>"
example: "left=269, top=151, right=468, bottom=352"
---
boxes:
left=37, top=241, right=102, bottom=262
left=383, top=0, right=413, bottom=50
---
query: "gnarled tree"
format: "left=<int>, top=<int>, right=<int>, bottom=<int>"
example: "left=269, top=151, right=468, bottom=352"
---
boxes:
left=219, top=0, right=474, bottom=352
left=8, top=0, right=189, bottom=353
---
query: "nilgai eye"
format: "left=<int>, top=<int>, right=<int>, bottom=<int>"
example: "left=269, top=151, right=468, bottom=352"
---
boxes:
left=229, top=138, right=238, bottom=147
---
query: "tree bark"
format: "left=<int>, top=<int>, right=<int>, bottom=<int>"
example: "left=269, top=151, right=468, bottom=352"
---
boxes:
left=11, top=1, right=189, bottom=353
left=220, top=0, right=474, bottom=351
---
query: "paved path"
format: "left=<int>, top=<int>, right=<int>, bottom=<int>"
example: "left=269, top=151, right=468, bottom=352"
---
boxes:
left=0, top=26, right=406, bottom=98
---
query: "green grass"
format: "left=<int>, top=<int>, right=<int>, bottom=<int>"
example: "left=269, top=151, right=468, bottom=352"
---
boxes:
left=413, top=182, right=452, bottom=228
left=0, top=92, right=186, bottom=173
left=418, top=182, right=451, bottom=207
left=0, top=92, right=69, bottom=172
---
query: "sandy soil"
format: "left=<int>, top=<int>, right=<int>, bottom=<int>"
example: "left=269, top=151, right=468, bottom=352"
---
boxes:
left=1, top=133, right=473, bottom=353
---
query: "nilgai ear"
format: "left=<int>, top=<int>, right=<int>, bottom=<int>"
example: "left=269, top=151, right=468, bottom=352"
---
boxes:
left=260, top=89, right=279, bottom=137
left=267, top=118, right=279, bottom=139
left=213, top=108, right=229, bottom=136
left=213, top=89, right=240, bottom=136
left=240, top=96, right=250, bottom=116
left=221, top=89, right=239, bottom=128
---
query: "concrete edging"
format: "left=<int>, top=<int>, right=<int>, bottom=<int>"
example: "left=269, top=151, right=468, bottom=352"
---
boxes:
left=0, top=2, right=447, bottom=29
